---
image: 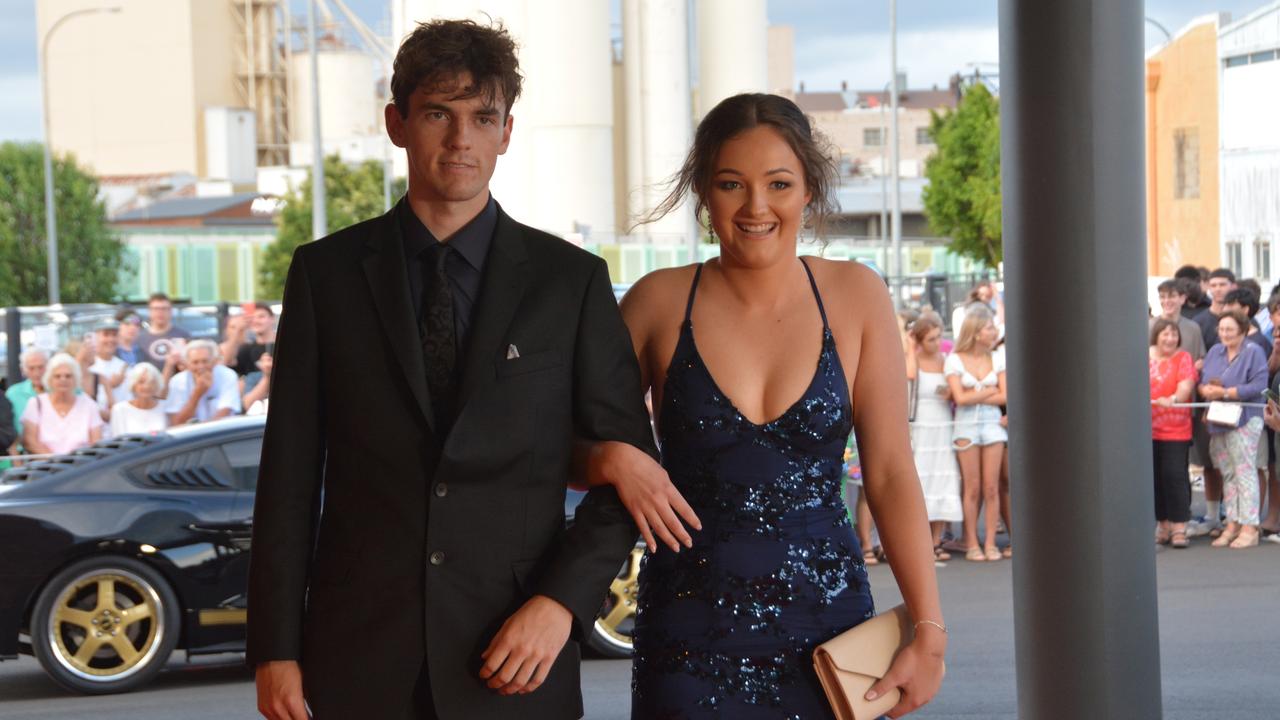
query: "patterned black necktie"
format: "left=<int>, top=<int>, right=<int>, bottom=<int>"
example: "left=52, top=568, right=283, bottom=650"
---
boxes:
left=421, top=243, right=456, bottom=429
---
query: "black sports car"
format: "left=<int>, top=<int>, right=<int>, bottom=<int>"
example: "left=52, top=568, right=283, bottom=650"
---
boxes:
left=0, top=416, right=639, bottom=694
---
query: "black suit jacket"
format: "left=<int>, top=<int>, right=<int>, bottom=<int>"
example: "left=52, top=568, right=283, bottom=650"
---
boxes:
left=246, top=203, right=653, bottom=719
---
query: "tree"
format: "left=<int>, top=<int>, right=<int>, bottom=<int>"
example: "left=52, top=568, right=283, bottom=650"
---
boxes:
left=922, top=83, right=1003, bottom=268
left=259, top=156, right=406, bottom=298
left=0, top=142, right=128, bottom=305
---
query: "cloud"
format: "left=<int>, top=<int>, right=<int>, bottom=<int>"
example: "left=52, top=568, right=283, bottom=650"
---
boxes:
left=0, top=73, right=43, bottom=142
left=793, top=26, right=999, bottom=93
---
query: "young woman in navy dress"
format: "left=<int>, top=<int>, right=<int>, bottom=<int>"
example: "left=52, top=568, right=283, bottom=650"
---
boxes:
left=580, top=93, right=946, bottom=719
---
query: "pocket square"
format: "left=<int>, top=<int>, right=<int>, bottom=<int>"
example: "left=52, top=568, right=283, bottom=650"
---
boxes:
left=506, top=344, right=520, bottom=360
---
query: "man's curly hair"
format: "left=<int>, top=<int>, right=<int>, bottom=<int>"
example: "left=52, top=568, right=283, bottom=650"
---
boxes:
left=391, top=18, right=523, bottom=118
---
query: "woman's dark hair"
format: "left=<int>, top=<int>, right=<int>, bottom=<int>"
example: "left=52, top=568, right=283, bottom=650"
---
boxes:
left=1149, top=317, right=1181, bottom=347
left=642, top=93, right=840, bottom=238
left=391, top=19, right=523, bottom=118
left=1218, top=310, right=1250, bottom=336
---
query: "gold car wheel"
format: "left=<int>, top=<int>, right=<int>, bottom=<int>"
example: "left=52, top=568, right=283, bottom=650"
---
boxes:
left=594, top=547, right=643, bottom=651
left=46, top=569, right=165, bottom=682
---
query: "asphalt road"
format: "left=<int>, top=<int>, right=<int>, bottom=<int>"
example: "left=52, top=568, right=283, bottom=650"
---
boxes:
left=2, top=538, right=1278, bottom=719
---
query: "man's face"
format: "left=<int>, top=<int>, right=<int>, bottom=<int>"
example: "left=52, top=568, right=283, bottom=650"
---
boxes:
left=118, top=317, right=140, bottom=344
left=22, top=354, right=47, bottom=383
left=149, top=300, right=173, bottom=329
left=1159, top=291, right=1185, bottom=317
left=1208, top=277, right=1233, bottom=304
left=250, top=309, right=274, bottom=337
left=386, top=72, right=513, bottom=206
left=186, top=348, right=212, bottom=375
left=95, top=329, right=118, bottom=355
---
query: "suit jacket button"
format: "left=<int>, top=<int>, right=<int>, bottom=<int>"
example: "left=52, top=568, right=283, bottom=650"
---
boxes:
left=434, top=483, right=448, bottom=498
left=430, top=551, right=445, bottom=566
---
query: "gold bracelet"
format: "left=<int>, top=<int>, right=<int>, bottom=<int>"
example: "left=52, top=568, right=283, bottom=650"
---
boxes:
left=914, top=620, right=948, bottom=635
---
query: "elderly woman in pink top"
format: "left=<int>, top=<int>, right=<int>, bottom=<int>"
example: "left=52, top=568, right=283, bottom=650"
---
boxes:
left=20, top=352, right=104, bottom=456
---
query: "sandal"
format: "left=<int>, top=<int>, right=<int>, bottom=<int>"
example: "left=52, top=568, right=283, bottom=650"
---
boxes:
left=933, top=544, right=952, bottom=562
left=984, top=546, right=1002, bottom=562
left=1001, top=544, right=1013, bottom=559
left=862, top=549, right=880, bottom=566
left=965, top=547, right=986, bottom=562
left=1229, top=529, right=1259, bottom=549
left=1155, top=527, right=1171, bottom=545
left=1170, top=531, right=1189, bottom=549
left=1211, top=526, right=1239, bottom=547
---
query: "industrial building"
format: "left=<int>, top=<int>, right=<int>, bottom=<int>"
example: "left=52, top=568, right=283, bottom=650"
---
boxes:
left=1218, top=1, right=1280, bottom=285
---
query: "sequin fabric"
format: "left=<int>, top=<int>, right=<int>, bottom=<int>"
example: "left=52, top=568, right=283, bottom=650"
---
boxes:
left=632, top=262, right=875, bottom=720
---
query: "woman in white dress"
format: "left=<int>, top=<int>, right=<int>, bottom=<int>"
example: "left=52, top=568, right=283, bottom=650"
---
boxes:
left=906, top=313, right=963, bottom=560
left=109, top=364, right=168, bottom=437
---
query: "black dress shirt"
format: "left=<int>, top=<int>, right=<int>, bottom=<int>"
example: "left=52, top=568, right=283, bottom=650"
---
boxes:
left=398, top=195, right=496, bottom=353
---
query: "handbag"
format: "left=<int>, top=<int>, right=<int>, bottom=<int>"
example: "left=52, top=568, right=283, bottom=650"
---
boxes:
left=1206, top=400, right=1242, bottom=427
left=813, top=604, right=913, bottom=720
left=907, top=379, right=919, bottom=423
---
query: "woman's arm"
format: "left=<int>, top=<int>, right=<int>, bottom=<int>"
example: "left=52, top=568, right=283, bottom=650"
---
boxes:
left=1229, top=347, right=1270, bottom=401
left=22, top=422, right=51, bottom=456
left=904, top=337, right=919, bottom=382
left=985, top=370, right=1007, bottom=406
left=838, top=264, right=944, bottom=714
left=945, top=371, right=996, bottom=406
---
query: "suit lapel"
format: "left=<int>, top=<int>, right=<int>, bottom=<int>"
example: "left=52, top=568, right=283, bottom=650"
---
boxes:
left=456, top=207, right=529, bottom=411
left=361, top=208, right=435, bottom=431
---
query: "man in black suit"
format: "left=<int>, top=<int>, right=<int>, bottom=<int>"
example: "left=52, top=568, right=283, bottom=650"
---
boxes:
left=248, top=19, right=652, bottom=720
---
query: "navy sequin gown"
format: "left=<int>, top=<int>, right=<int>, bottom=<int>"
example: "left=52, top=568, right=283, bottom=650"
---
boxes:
left=632, top=261, right=875, bottom=719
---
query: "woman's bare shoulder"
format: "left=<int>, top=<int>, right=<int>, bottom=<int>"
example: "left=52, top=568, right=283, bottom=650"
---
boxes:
left=619, top=264, right=701, bottom=322
left=801, top=256, right=892, bottom=317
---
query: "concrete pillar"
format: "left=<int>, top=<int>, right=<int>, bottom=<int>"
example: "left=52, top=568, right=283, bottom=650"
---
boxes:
left=998, top=1, right=1164, bottom=718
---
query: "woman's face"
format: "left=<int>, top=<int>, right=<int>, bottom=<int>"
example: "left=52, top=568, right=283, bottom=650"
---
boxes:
left=704, top=125, right=811, bottom=268
left=977, top=285, right=993, bottom=303
left=48, top=365, right=76, bottom=395
left=1156, top=325, right=1180, bottom=353
left=919, top=328, right=942, bottom=355
left=1218, top=317, right=1242, bottom=347
left=132, top=377, right=157, bottom=402
left=977, top=321, right=998, bottom=349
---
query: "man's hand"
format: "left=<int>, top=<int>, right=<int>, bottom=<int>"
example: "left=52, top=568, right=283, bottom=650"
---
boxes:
left=479, top=595, right=572, bottom=696
left=193, top=370, right=214, bottom=396
left=256, top=660, right=308, bottom=720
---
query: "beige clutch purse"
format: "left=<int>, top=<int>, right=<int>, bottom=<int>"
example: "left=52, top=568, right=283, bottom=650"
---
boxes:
left=813, top=604, right=912, bottom=720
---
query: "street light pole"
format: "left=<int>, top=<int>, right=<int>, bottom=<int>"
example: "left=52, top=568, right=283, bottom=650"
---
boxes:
left=308, top=0, right=328, bottom=239
left=889, top=0, right=903, bottom=304
left=39, top=6, right=121, bottom=305
left=1144, top=16, right=1173, bottom=43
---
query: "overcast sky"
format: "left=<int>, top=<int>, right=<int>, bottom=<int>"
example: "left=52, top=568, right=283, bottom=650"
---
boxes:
left=0, top=0, right=1268, bottom=141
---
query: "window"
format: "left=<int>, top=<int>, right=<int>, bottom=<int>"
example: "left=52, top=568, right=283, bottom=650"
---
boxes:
left=916, top=127, right=933, bottom=145
left=222, top=437, right=263, bottom=490
left=1225, top=55, right=1249, bottom=68
left=863, top=127, right=883, bottom=147
left=1256, top=236, right=1274, bottom=281
left=1249, top=50, right=1276, bottom=64
left=1226, top=240, right=1243, bottom=277
left=1174, top=127, right=1200, bottom=199
left=130, top=446, right=234, bottom=491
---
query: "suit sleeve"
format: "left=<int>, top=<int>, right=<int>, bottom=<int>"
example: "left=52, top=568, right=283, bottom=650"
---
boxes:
left=532, top=258, right=657, bottom=638
left=0, top=394, right=15, bottom=451
left=246, top=246, right=326, bottom=665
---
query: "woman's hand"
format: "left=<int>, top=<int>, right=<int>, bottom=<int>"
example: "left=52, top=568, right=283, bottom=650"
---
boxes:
left=1153, top=396, right=1174, bottom=408
left=865, top=631, right=946, bottom=718
left=1199, top=385, right=1224, bottom=401
left=594, top=441, right=701, bottom=553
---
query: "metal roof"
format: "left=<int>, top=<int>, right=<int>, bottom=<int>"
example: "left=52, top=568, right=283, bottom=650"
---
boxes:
left=112, top=192, right=263, bottom=222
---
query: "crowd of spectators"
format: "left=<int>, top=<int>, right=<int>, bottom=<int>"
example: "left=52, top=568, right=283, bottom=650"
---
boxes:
left=1, top=293, right=276, bottom=462
left=849, top=281, right=1011, bottom=564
